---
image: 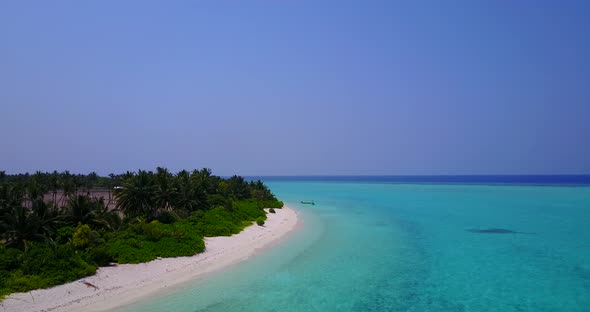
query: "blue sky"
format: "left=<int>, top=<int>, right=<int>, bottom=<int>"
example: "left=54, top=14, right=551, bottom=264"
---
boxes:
left=1, top=1, right=589, bottom=175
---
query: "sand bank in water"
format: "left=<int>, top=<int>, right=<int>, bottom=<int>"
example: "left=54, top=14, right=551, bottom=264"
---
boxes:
left=2, top=206, right=299, bottom=312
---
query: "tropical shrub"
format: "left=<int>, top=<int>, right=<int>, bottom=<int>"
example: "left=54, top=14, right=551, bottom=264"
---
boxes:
left=232, top=199, right=266, bottom=222
left=72, top=224, right=103, bottom=249
left=207, top=194, right=231, bottom=210
left=54, top=226, right=75, bottom=244
left=191, top=207, right=242, bottom=236
left=156, top=210, right=181, bottom=224
left=83, top=246, right=112, bottom=267
left=0, top=243, right=96, bottom=298
left=256, top=217, right=265, bottom=226
left=106, top=220, right=205, bottom=264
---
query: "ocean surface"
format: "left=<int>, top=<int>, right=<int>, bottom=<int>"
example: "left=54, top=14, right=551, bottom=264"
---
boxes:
left=117, top=177, right=590, bottom=311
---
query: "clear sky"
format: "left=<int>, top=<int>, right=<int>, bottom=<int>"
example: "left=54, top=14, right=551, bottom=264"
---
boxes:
left=1, top=1, right=589, bottom=176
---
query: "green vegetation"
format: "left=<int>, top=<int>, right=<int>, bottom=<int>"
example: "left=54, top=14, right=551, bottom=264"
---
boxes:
left=0, top=243, right=96, bottom=298
left=0, top=168, right=281, bottom=299
left=105, top=220, right=205, bottom=264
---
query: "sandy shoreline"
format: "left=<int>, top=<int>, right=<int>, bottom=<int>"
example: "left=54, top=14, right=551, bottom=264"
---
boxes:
left=1, top=206, right=299, bottom=312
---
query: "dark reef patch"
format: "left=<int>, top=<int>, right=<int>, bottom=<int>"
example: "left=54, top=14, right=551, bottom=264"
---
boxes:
left=466, top=228, right=534, bottom=234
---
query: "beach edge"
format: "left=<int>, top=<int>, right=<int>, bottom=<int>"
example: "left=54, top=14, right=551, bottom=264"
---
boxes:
left=1, top=206, right=300, bottom=312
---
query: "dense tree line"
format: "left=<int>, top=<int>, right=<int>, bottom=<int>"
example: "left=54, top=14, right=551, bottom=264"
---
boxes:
left=0, top=168, right=283, bottom=298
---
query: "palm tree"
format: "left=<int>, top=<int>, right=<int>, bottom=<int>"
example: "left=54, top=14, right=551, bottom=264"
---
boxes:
left=154, top=167, right=176, bottom=211
left=190, top=169, right=208, bottom=208
left=26, top=178, right=46, bottom=207
left=227, top=175, right=250, bottom=200
left=95, top=200, right=123, bottom=231
left=0, top=183, right=25, bottom=238
left=0, top=183, right=24, bottom=214
left=2, top=203, right=60, bottom=250
left=249, top=180, right=276, bottom=201
left=172, top=170, right=198, bottom=213
left=191, top=168, right=214, bottom=192
left=49, top=171, right=60, bottom=205
left=66, top=195, right=121, bottom=230
left=59, top=171, right=77, bottom=207
left=114, top=170, right=158, bottom=218
left=67, top=195, right=98, bottom=226
left=85, top=172, right=98, bottom=191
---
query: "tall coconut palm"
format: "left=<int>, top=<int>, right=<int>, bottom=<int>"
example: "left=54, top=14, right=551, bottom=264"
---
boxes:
left=27, top=177, right=46, bottom=201
left=172, top=170, right=198, bottom=213
left=190, top=169, right=208, bottom=208
left=0, top=183, right=25, bottom=238
left=48, top=171, right=60, bottom=205
left=249, top=180, right=276, bottom=201
left=85, top=172, right=98, bottom=191
left=59, top=171, right=77, bottom=207
left=66, top=195, right=121, bottom=230
left=227, top=175, right=250, bottom=200
left=2, top=203, right=60, bottom=250
left=114, top=170, right=158, bottom=218
left=0, top=183, right=23, bottom=214
left=67, top=195, right=99, bottom=226
left=191, top=168, right=214, bottom=192
left=154, top=167, right=176, bottom=211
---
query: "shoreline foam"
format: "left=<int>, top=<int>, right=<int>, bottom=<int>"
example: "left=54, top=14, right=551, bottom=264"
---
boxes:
left=1, top=206, right=299, bottom=312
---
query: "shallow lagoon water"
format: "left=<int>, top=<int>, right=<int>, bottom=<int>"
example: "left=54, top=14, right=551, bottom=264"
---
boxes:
left=118, top=182, right=590, bottom=311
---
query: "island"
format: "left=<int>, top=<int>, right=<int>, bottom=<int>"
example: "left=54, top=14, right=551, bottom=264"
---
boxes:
left=0, top=169, right=298, bottom=311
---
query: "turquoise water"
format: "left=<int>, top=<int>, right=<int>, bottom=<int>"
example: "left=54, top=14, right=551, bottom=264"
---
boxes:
left=117, top=182, right=590, bottom=311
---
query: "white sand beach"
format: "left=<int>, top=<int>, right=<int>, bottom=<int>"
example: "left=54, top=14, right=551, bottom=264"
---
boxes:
left=1, top=206, right=299, bottom=312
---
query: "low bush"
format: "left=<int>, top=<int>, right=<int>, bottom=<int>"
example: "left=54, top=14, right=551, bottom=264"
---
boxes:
left=0, top=243, right=96, bottom=298
left=106, top=221, right=205, bottom=264
left=184, top=200, right=267, bottom=237
left=73, top=224, right=104, bottom=249
left=156, top=210, right=181, bottom=224
left=190, top=206, right=242, bottom=236
left=207, top=194, right=232, bottom=210
left=83, top=246, right=112, bottom=267
left=256, top=217, right=265, bottom=226
left=54, top=226, right=75, bottom=244
left=232, top=199, right=267, bottom=221
left=269, top=208, right=276, bottom=213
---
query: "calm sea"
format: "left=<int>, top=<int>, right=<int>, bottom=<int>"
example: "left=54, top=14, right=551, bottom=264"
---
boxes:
left=117, top=176, right=590, bottom=311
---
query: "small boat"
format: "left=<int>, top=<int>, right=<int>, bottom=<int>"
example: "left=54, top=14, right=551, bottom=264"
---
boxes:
left=301, top=201, right=315, bottom=205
